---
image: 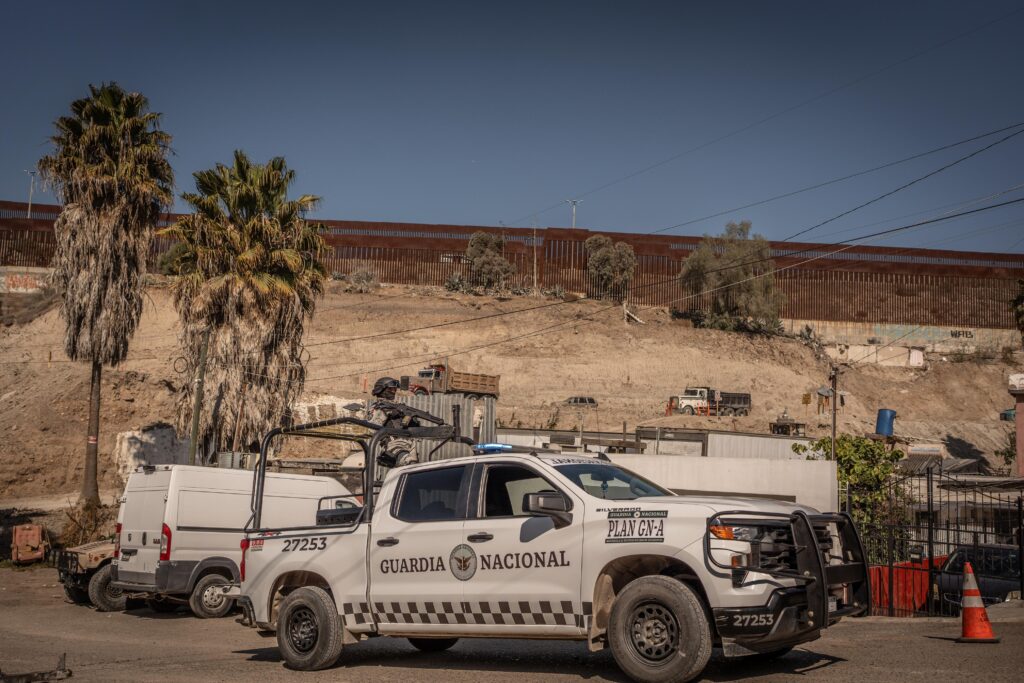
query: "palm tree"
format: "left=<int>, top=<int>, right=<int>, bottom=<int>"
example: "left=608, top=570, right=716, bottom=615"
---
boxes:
left=162, top=151, right=326, bottom=456
left=38, top=83, right=173, bottom=505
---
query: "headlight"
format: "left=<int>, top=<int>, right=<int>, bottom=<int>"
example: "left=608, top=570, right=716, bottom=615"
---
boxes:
left=709, top=525, right=762, bottom=541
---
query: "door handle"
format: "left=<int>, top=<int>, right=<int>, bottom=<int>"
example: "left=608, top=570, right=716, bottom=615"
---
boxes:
left=467, top=532, right=494, bottom=543
left=376, top=537, right=400, bottom=547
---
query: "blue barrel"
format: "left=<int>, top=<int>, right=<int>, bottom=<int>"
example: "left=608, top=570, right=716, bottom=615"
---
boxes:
left=875, top=409, right=897, bottom=436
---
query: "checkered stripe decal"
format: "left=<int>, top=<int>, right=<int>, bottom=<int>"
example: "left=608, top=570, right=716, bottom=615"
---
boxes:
left=342, top=601, right=593, bottom=628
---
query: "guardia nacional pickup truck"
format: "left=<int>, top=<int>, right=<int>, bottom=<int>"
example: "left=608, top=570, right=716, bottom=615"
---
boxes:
left=231, top=407, right=869, bottom=683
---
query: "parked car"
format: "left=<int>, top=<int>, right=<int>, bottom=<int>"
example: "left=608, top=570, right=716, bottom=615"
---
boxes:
left=565, top=396, right=598, bottom=407
left=112, top=465, right=350, bottom=617
left=934, top=544, right=1021, bottom=614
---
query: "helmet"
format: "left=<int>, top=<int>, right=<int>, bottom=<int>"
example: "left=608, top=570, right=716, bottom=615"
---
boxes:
left=372, top=376, right=400, bottom=397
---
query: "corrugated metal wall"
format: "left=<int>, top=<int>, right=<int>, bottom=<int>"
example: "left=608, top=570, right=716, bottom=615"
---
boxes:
left=398, top=394, right=496, bottom=461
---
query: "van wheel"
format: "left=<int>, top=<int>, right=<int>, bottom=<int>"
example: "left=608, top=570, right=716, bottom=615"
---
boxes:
left=189, top=574, right=233, bottom=619
left=277, top=587, right=344, bottom=671
left=63, top=583, right=90, bottom=604
left=408, top=637, right=459, bottom=652
left=609, top=576, right=711, bottom=683
left=88, top=565, right=126, bottom=612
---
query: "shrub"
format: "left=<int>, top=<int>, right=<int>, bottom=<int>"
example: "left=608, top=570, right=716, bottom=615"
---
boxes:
left=466, top=232, right=515, bottom=291
left=585, top=235, right=636, bottom=301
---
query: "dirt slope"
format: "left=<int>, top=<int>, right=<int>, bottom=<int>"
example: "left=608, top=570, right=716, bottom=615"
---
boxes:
left=1, top=283, right=1018, bottom=500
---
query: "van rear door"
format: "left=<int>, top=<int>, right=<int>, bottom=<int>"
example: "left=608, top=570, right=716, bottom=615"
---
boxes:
left=117, top=470, right=171, bottom=585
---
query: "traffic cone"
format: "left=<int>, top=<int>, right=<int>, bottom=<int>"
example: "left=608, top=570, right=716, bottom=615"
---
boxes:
left=956, top=561, right=1000, bottom=643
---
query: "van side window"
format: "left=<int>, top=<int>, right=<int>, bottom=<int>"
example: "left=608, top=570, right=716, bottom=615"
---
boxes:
left=395, top=466, right=467, bottom=522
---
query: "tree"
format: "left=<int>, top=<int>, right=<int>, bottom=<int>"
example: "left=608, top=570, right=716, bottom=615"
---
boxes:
left=678, top=221, right=784, bottom=334
left=161, top=151, right=326, bottom=455
left=794, top=434, right=907, bottom=535
left=585, top=235, right=636, bottom=301
left=465, top=232, right=515, bottom=291
left=38, top=83, right=173, bottom=504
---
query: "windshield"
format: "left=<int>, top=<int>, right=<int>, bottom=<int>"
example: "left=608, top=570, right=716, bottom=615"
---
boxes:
left=555, top=463, right=673, bottom=500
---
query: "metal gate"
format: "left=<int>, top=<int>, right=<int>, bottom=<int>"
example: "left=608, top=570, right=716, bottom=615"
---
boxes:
left=851, top=469, right=1023, bottom=617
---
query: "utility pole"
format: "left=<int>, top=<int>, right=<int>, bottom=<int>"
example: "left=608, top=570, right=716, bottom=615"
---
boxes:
left=829, top=364, right=839, bottom=461
left=565, top=199, right=582, bottom=229
left=25, top=170, right=36, bottom=219
left=187, top=328, right=212, bottom=465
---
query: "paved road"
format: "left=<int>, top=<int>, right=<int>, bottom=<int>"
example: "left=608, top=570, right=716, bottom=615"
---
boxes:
left=2, top=567, right=1022, bottom=682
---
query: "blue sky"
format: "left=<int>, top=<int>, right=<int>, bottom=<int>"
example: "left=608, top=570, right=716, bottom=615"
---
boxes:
left=2, top=1, right=1023, bottom=253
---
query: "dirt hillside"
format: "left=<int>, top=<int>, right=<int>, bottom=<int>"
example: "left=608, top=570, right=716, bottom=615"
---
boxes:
left=1, top=282, right=1018, bottom=501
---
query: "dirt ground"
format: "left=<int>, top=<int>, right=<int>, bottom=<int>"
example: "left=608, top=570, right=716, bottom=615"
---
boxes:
left=1, top=567, right=1023, bottom=682
left=1, top=283, right=1018, bottom=503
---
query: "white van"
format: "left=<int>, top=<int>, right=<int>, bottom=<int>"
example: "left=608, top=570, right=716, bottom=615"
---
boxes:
left=111, top=465, right=350, bottom=618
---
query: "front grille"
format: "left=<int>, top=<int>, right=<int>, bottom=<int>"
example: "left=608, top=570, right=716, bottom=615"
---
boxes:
left=758, top=526, right=797, bottom=572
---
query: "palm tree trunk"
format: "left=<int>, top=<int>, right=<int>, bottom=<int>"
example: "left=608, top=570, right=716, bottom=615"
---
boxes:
left=81, top=359, right=102, bottom=505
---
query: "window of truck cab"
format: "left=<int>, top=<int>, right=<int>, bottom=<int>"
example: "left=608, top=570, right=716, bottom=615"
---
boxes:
left=478, top=463, right=572, bottom=518
left=392, top=464, right=469, bottom=523
left=554, top=462, right=672, bottom=500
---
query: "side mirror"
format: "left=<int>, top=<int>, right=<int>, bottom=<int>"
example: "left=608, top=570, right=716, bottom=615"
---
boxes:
left=523, top=492, right=572, bottom=529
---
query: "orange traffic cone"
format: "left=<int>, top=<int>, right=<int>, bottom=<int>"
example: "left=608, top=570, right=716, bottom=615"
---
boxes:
left=956, top=561, right=1000, bottom=643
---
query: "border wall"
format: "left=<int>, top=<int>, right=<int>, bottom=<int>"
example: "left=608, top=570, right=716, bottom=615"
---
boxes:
left=2, top=199, right=1021, bottom=330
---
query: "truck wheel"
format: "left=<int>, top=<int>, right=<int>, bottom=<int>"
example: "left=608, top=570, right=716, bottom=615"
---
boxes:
left=88, top=564, right=127, bottom=612
left=609, top=576, right=712, bottom=683
left=735, top=409, right=749, bottom=417
left=277, top=587, right=344, bottom=671
left=681, top=406, right=694, bottom=416
left=189, top=574, right=233, bottom=619
left=63, top=583, right=90, bottom=604
left=413, top=388, right=429, bottom=396
left=719, top=407, right=734, bottom=417
left=408, top=637, right=459, bottom=652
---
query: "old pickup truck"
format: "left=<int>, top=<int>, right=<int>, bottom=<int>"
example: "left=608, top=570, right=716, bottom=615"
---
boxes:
left=227, top=406, right=869, bottom=683
left=401, top=363, right=500, bottom=399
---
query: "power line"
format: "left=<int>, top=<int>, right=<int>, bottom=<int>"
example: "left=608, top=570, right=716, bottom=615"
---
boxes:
left=648, top=121, right=1024, bottom=237
left=780, top=126, right=1024, bottom=242
left=502, top=6, right=1024, bottom=227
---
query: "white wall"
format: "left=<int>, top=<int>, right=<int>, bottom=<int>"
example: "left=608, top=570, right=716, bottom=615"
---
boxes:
left=609, top=454, right=839, bottom=512
left=706, top=432, right=811, bottom=459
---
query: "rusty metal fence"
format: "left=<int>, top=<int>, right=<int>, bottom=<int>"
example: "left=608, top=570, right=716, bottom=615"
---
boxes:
left=2, top=199, right=1021, bottom=328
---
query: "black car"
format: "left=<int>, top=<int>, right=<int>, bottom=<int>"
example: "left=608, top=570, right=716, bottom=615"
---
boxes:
left=934, top=544, right=1021, bottom=614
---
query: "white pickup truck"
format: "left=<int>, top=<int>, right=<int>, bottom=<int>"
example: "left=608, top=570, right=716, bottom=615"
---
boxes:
left=233, top=408, right=869, bottom=683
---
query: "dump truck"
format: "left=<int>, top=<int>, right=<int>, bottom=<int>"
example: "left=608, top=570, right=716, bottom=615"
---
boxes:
left=401, top=363, right=499, bottom=399
left=669, top=386, right=751, bottom=416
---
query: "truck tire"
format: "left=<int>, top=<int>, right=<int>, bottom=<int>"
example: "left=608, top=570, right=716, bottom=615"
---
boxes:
left=608, top=576, right=712, bottom=683
left=63, top=583, right=90, bottom=604
left=408, top=637, right=459, bottom=652
left=735, top=408, right=749, bottom=417
left=681, top=406, right=694, bottom=416
left=189, top=574, right=233, bottom=619
left=277, top=586, right=344, bottom=671
left=87, top=564, right=127, bottom=612
left=719, top=407, right=734, bottom=416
